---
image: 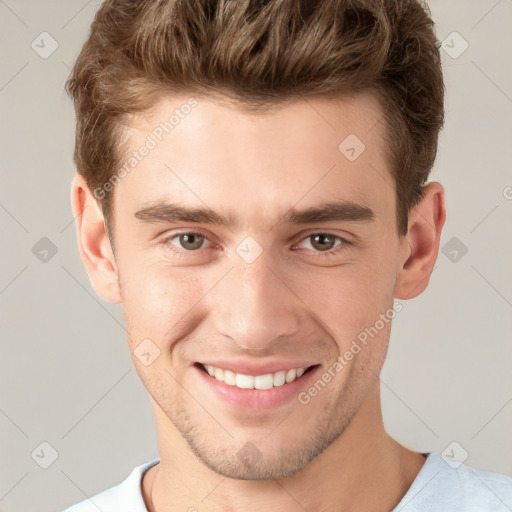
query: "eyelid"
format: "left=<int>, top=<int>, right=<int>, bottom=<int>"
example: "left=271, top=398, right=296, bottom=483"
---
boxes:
left=161, top=230, right=216, bottom=252
left=293, top=228, right=352, bottom=242
left=291, top=231, right=351, bottom=256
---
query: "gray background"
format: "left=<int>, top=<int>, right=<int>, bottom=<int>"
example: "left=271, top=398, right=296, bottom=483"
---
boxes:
left=0, top=1, right=511, bottom=511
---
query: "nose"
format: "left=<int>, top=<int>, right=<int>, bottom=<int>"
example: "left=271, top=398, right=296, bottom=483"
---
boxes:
left=210, top=252, right=301, bottom=351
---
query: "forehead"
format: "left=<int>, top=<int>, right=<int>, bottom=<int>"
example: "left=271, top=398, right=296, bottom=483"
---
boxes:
left=114, top=92, right=395, bottom=231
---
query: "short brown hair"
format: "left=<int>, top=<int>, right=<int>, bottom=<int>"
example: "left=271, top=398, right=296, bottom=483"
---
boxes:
left=65, top=0, right=444, bottom=239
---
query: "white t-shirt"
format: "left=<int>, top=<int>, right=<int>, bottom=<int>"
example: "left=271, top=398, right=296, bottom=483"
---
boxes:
left=61, top=452, right=512, bottom=511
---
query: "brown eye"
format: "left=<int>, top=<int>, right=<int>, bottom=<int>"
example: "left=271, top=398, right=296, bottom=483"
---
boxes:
left=168, top=232, right=208, bottom=251
left=295, top=232, right=350, bottom=258
left=309, top=234, right=337, bottom=251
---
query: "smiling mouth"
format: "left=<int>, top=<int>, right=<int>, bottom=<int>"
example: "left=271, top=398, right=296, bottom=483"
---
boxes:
left=195, top=362, right=317, bottom=390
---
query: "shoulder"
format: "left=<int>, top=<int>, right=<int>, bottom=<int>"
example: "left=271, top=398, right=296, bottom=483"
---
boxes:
left=394, top=452, right=512, bottom=512
left=61, top=459, right=160, bottom=512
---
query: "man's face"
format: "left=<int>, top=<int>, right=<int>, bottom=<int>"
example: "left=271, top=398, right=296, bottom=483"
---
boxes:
left=111, top=93, right=406, bottom=479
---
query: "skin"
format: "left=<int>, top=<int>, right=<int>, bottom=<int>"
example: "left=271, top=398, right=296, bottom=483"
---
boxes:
left=71, top=92, right=446, bottom=512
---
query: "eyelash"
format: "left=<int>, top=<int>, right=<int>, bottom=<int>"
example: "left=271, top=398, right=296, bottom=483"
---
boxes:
left=295, top=233, right=351, bottom=259
left=160, top=231, right=351, bottom=258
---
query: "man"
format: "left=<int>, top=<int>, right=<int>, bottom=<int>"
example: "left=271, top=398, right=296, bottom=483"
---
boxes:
left=62, top=0, right=512, bottom=511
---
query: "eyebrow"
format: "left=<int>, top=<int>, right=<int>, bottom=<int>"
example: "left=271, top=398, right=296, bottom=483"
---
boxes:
left=134, top=200, right=375, bottom=229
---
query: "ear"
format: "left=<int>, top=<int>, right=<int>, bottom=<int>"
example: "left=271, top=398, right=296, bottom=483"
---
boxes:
left=70, top=173, right=121, bottom=303
left=395, top=181, right=446, bottom=299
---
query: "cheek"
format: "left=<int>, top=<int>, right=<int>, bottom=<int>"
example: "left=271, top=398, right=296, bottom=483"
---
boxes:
left=119, top=265, right=210, bottom=391
left=119, top=262, right=207, bottom=348
left=292, top=249, right=398, bottom=347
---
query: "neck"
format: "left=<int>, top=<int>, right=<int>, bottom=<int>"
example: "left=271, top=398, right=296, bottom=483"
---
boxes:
left=142, top=382, right=426, bottom=512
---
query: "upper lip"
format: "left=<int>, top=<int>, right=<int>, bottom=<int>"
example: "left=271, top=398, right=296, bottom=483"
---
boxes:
left=197, top=360, right=317, bottom=376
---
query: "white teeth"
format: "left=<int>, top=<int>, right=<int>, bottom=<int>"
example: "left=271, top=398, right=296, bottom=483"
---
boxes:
left=254, top=374, right=274, bottom=390
left=273, top=370, right=286, bottom=387
left=214, top=367, right=224, bottom=381
left=223, top=369, right=236, bottom=386
left=203, top=364, right=310, bottom=389
left=235, top=373, right=254, bottom=389
left=285, top=369, right=296, bottom=383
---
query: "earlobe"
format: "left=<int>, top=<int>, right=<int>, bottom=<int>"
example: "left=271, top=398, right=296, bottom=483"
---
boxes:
left=395, top=182, right=446, bottom=300
left=71, top=173, right=121, bottom=303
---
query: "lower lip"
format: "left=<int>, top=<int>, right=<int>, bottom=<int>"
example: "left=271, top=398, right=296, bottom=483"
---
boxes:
left=193, top=363, right=320, bottom=410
